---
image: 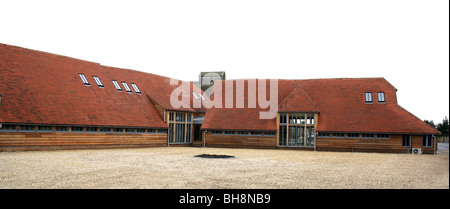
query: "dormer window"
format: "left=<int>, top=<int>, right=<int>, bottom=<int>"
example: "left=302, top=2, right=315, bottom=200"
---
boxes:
left=78, top=73, right=90, bottom=85
left=93, top=76, right=104, bottom=87
left=378, top=92, right=386, bottom=103
left=112, top=80, right=122, bottom=91
left=122, top=82, right=132, bottom=93
left=365, top=92, right=373, bottom=103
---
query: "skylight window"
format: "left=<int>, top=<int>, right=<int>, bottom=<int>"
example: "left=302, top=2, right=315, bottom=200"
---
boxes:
left=378, top=92, right=386, bottom=103
left=93, top=76, right=104, bottom=87
left=122, top=82, right=132, bottom=93
left=79, top=73, right=90, bottom=85
left=112, top=80, right=122, bottom=91
left=365, top=92, right=373, bottom=103
left=131, top=83, right=141, bottom=94
left=192, top=92, right=200, bottom=101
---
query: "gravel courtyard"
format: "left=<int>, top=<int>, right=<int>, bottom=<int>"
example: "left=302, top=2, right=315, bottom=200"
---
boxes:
left=0, top=147, right=448, bottom=189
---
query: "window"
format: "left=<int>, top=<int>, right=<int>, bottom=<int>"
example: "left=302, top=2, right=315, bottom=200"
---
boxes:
left=131, top=83, right=141, bottom=94
left=423, top=135, right=432, bottom=147
left=19, top=125, right=35, bottom=132
left=332, top=133, right=345, bottom=138
left=86, top=127, right=98, bottom=133
left=55, top=126, right=69, bottom=132
left=365, top=92, right=373, bottom=103
left=263, top=131, right=276, bottom=136
left=122, top=82, right=132, bottom=93
left=38, top=126, right=53, bottom=132
left=306, top=113, right=315, bottom=125
left=318, top=132, right=330, bottom=138
left=176, top=112, right=185, bottom=122
left=224, top=131, right=235, bottom=135
left=125, top=128, right=135, bottom=134
left=113, top=128, right=124, bottom=133
left=362, top=133, right=375, bottom=138
left=157, top=129, right=167, bottom=134
left=402, top=135, right=411, bottom=147
left=237, top=131, right=248, bottom=135
left=93, top=76, right=104, bottom=87
left=136, top=129, right=146, bottom=133
left=0, top=124, right=17, bottom=132
left=347, top=133, right=360, bottom=138
left=212, top=130, right=222, bottom=135
left=112, top=80, right=122, bottom=91
left=279, top=113, right=287, bottom=124
left=192, top=92, right=200, bottom=101
left=289, top=113, right=304, bottom=125
left=99, top=127, right=111, bottom=133
left=71, top=127, right=84, bottom=133
left=378, top=92, right=386, bottom=103
left=147, top=129, right=157, bottom=134
left=250, top=131, right=262, bottom=136
left=376, top=134, right=390, bottom=139
left=79, top=73, right=90, bottom=85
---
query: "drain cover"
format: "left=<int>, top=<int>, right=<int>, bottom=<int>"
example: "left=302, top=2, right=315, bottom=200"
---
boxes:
left=194, top=154, right=235, bottom=159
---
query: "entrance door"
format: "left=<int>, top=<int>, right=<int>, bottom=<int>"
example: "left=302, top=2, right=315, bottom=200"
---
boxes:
left=194, top=124, right=202, bottom=142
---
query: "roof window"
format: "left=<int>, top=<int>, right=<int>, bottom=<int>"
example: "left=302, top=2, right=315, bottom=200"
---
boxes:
left=131, top=83, right=141, bottom=94
left=378, top=92, right=386, bottom=103
left=122, top=82, right=132, bottom=93
left=192, top=92, right=200, bottom=101
left=78, top=73, right=90, bottom=85
left=365, top=92, right=373, bottom=103
left=112, top=80, right=122, bottom=91
left=93, top=76, right=104, bottom=87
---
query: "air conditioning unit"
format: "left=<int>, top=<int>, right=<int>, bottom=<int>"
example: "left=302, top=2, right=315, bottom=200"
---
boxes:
left=412, top=148, right=422, bottom=155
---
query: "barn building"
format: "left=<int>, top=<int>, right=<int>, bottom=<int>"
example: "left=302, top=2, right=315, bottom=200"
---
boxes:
left=0, top=43, right=440, bottom=153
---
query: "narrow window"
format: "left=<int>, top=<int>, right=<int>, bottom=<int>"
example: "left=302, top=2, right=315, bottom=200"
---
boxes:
left=38, top=126, right=53, bottom=133
left=365, top=92, right=373, bottom=103
left=99, top=127, right=111, bottom=133
left=402, top=135, right=411, bottom=147
left=378, top=92, right=386, bottom=103
left=212, top=130, right=222, bottom=135
left=318, top=132, right=330, bottom=138
left=122, top=82, right=132, bottom=93
left=86, top=127, right=98, bottom=133
left=112, top=80, right=122, bottom=91
left=237, top=131, right=249, bottom=135
left=55, top=126, right=69, bottom=132
left=0, top=124, right=17, bottom=132
left=131, top=83, right=141, bottom=94
left=147, top=129, right=157, bottom=134
left=93, top=76, right=104, bottom=87
left=347, top=133, right=360, bottom=138
left=19, top=125, right=35, bottom=132
left=250, top=131, right=262, bottom=136
left=224, top=131, right=235, bottom=135
left=423, top=135, right=432, bottom=147
left=263, top=131, right=276, bottom=136
left=376, top=134, right=390, bottom=139
left=332, top=133, right=345, bottom=138
left=125, top=128, right=135, bottom=134
left=71, top=127, right=84, bottom=133
left=362, top=133, right=375, bottom=138
left=79, top=73, right=90, bottom=85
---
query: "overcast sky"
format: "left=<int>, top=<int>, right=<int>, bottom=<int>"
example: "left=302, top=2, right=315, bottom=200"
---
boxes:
left=1, top=0, right=448, bottom=123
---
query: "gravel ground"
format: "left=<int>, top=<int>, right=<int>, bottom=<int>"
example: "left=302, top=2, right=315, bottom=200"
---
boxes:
left=0, top=147, right=448, bottom=189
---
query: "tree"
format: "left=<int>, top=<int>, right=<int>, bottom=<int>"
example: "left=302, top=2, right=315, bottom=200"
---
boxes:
left=424, top=120, right=437, bottom=129
left=436, top=116, right=449, bottom=142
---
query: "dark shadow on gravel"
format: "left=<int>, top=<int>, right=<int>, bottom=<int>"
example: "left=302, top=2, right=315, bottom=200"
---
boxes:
left=194, top=154, right=235, bottom=159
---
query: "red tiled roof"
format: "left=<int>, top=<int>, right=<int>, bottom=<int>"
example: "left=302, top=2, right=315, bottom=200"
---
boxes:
left=278, top=84, right=319, bottom=112
left=0, top=43, right=205, bottom=128
left=202, top=78, right=440, bottom=135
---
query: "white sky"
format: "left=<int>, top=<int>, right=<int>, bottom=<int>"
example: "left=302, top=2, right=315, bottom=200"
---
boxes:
left=1, top=0, right=449, bottom=123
